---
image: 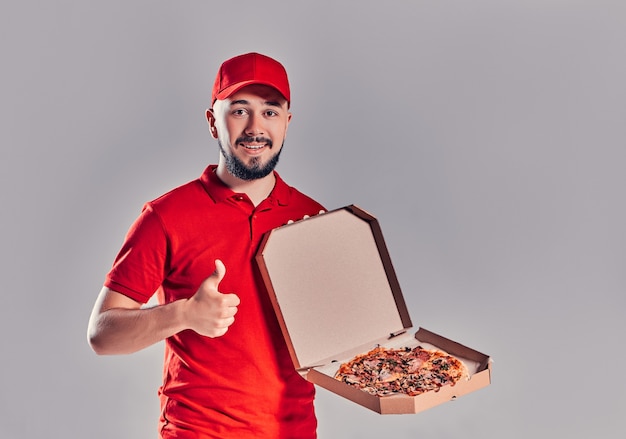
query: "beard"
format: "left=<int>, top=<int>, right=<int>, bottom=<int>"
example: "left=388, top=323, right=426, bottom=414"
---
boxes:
left=218, top=138, right=283, bottom=181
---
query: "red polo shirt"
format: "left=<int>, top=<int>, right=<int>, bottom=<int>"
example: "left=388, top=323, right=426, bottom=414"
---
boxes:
left=105, top=165, right=325, bottom=439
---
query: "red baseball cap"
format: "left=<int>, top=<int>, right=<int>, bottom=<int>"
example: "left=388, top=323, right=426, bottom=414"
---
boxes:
left=211, top=52, right=290, bottom=106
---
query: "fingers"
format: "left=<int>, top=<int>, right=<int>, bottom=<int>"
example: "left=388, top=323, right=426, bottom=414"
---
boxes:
left=208, top=312, right=237, bottom=338
left=203, top=291, right=239, bottom=337
left=286, top=210, right=326, bottom=225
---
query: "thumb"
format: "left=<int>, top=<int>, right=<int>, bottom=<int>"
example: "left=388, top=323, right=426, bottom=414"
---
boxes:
left=211, top=259, right=226, bottom=283
left=203, top=259, right=226, bottom=291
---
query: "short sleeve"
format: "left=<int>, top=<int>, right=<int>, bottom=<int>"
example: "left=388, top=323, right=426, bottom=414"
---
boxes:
left=104, top=203, right=168, bottom=303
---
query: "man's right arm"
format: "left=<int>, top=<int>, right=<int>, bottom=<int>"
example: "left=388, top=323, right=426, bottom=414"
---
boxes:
left=87, top=259, right=240, bottom=355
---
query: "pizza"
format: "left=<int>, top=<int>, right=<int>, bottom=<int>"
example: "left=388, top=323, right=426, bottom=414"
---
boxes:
left=334, top=345, right=469, bottom=397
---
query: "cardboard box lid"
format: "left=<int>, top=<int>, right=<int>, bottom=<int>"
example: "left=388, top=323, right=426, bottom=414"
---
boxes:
left=256, top=205, right=413, bottom=370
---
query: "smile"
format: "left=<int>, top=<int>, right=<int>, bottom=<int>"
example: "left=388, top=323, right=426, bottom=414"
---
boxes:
left=236, top=136, right=273, bottom=150
left=242, top=143, right=266, bottom=150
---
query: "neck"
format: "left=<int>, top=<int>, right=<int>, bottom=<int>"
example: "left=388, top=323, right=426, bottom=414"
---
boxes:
left=215, top=163, right=276, bottom=207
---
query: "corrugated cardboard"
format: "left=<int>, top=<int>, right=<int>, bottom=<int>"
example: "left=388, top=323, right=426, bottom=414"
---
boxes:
left=256, top=205, right=492, bottom=414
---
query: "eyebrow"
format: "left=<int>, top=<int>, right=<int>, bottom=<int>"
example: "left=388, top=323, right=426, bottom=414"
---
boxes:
left=230, top=99, right=282, bottom=108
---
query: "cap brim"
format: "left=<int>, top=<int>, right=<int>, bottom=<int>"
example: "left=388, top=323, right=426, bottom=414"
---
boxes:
left=214, top=80, right=289, bottom=103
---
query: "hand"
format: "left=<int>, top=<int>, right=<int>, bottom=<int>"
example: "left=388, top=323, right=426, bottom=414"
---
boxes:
left=184, top=259, right=240, bottom=337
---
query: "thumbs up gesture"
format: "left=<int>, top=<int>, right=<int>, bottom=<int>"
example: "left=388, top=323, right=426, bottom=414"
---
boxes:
left=184, top=259, right=240, bottom=338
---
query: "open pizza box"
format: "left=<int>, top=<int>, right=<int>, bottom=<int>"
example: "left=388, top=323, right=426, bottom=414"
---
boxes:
left=255, top=205, right=492, bottom=415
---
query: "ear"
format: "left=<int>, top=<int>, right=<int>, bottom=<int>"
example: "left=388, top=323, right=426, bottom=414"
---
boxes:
left=284, top=111, right=292, bottom=139
left=206, top=109, right=218, bottom=139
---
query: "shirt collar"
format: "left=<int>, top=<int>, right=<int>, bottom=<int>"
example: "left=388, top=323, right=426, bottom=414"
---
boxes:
left=199, top=165, right=290, bottom=206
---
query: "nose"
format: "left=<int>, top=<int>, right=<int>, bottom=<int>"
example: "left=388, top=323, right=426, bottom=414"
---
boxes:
left=245, top=113, right=265, bottom=136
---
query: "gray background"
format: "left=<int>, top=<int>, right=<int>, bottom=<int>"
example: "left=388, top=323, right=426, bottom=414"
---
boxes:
left=1, top=1, right=624, bottom=438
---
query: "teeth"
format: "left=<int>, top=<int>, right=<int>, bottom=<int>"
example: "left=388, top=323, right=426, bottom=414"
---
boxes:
left=243, top=144, right=264, bottom=150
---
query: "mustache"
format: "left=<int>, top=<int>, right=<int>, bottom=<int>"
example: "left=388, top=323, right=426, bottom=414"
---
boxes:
left=236, top=136, right=273, bottom=147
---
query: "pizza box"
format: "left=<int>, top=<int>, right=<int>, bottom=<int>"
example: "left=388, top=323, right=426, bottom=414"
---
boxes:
left=255, top=205, right=492, bottom=414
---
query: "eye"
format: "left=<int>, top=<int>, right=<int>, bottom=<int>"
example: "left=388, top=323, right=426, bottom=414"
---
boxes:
left=265, top=110, right=278, bottom=117
left=231, top=108, right=248, bottom=117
